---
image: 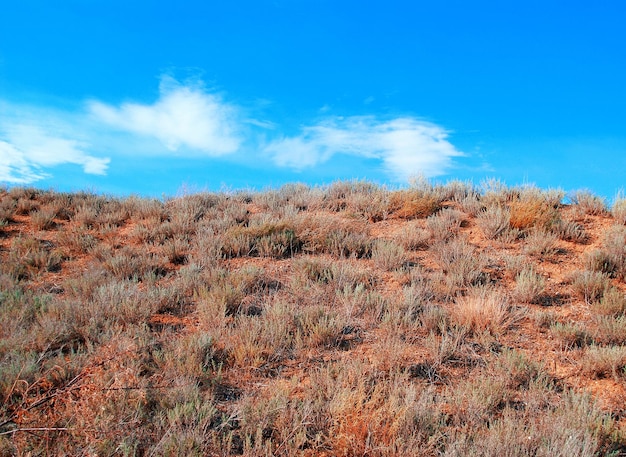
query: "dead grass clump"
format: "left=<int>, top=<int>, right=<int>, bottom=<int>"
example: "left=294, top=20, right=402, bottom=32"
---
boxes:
left=388, top=189, right=441, bottom=219
left=550, top=322, right=591, bottom=349
left=591, top=287, right=626, bottom=317
left=581, top=345, right=626, bottom=379
left=451, top=286, right=517, bottom=335
left=509, top=195, right=559, bottom=231
left=569, top=270, right=610, bottom=304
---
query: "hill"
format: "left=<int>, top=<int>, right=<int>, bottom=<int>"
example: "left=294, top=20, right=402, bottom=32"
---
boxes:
left=1, top=181, right=626, bottom=456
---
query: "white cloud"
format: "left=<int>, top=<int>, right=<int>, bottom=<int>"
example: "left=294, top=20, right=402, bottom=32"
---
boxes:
left=264, top=116, right=463, bottom=180
left=89, top=76, right=241, bottom=155
left=0, top=117, right=110, bottom=184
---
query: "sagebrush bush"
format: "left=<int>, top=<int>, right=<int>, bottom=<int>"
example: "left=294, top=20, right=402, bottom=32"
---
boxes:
left=523, top=229, right=559, bottom=257
left=371, top=239, right=407, bottom=271
left=514, top=267, right=546, bottom=303
left=569, top=270, right=610, bottom=303
left=432, top=238, right=487, bottom=289
left=426, top=207, right=465, bottom=242
left=612, top=193, right=626, bottom=225
left=477, top=205, right=511, bottom=240
left=585, top=224, right=626, bottom=279
left=570, top=190, right=607, bottom=216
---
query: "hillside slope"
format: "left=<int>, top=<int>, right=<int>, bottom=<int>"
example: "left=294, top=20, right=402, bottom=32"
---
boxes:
left=1, top=182, right=626, bottom=456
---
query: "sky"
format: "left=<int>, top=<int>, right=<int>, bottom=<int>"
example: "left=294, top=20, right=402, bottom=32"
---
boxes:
left=1, top=1, right=625, bottom=198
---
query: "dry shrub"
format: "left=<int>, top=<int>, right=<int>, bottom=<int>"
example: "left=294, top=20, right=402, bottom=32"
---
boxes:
left=569, top=270, right=610, bottom=303
left=570, top=190, right=607, bottom=216
left=509, top=196, right=559, bottom=231
left=514, top=267, right=546, bottom=303
left=388, top=189, right=441, bottom=219
left=591, top=287, right=626, bottom=317
left=592, top=316, right=626, bottom=345
left=426, top=207, right=465, bottom=242
left=612, top=194, right=626, bottom=225
left=550, top=322, right=591, bottom=349
left=395, top=220, right=431, bottom=250
left=432, top=238, right=487, bottom=289
left=371, top=239, right=407, bottom=271
left=477, top=205, right=511, bottom=240
left=523, top=229, right=559, bottom=258
left=585, top=224, right=626, bottom=279
left=451, top=286, right=517, bottom=335
left=581, top=345, right=626, bottom=379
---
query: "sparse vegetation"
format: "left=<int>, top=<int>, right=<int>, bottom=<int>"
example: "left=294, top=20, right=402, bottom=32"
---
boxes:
left=0, top=182, right=625, bottom=455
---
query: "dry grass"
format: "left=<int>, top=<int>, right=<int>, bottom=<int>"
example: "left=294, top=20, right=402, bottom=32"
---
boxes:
left=388, top=189, right=441, bottom=219
left=1, top=182, right=626, bottom=456
left=451, top=286, right=519, bottom=335
left=514, top=267, right=546, bottom=303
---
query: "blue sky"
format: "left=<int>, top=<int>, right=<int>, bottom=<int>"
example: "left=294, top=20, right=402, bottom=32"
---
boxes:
left=1, top=1, right=625, bottom=198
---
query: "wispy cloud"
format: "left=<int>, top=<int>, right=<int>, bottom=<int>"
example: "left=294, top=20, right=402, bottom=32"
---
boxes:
left=0, top=108, right=110, bottom=184
left=264, top=116, right=463, bottom=180
left=89, top=76, right=242, bottom=155
left=1, top=77, right=465, bottom=187
left=0, top=76, right=246, bottom=184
